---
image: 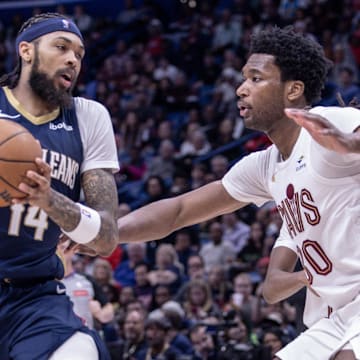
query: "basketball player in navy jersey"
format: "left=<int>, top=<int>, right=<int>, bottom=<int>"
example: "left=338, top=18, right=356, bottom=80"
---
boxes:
left=114, top=28, right=360, bottom=359
left=0, top=13, right=119, bottom=359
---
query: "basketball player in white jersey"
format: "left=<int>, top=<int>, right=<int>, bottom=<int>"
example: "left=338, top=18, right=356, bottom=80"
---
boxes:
left=104, top=27, right=360, bottom=359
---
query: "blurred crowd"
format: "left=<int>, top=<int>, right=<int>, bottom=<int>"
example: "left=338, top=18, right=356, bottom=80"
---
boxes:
left=1, top=0, right=360, bottom=358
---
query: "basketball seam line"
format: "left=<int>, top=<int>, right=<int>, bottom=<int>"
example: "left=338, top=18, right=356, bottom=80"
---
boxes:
left=0, top=159, right=35, bottom=163
left=0, top=130, right=29, bottom=146
left=0, top=176, right=27, bottom=194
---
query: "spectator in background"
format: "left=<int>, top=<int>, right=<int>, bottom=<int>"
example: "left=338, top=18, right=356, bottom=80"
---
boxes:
left=182, top=279, right=221, bottom=323
left=72, top=4, right=93, bottom=33
left=161, top=301, right=195, bottom=357
left=179, top=128, right=212, bottom=157
left=118, top=145, right=147, bottom=182
left=149, top=285, right=172, bottom=312
left=190, top=162, right=208, bottom=190
left=144, top=139, right=176, bottom=183
left=226, top=272, right=261, bottom=326
left=175, top=253, right=207, bottom=304
left=145, top=18, right=165, bottom=60
left=147, top=243, right=184, bottom=295
left=144, top=310, right=182, bottom=359
left=218, top=310, right=271, bottom=360
left=189, top=324, right=217, bottom=360
left=212, top=8, right=242, bottom=54
left=209, top=154, right=229, bottom=180
left=130, top=175, right=169, bottom=210
left=60, top=244, right=115, bottom=331
left=332, top=66, right=360, bottom=105
left=92, top=258, right=120, bottom=304
left=114, top=242, right=147, bottom=287
left=221, top=211, right=251, bottom=254
left=133, top=261, right=153, bottom=310
left=207, top=265, right=232, bottom=310
left=329, top=42, right=359, bottom=85
left=237, top=221, right=267, bottom=270
left=115, top=309, right=147, bottom=360
left=174, top=228, right=196, bottom=271
left=200, top=221, right=235, bottom=273
left=153, top=57, right=180, bottom=83
left=120, top=111, right=143, bottom=153
left=262, top=327, right=288, bottom=359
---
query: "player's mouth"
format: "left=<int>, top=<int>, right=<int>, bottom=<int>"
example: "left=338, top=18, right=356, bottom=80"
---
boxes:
left=58, top=71, right=75, bottom=89
left=238, top=101, right=252, bottom=118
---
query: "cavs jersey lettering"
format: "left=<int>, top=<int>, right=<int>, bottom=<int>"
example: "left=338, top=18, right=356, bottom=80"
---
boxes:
left=277, top=185, right=321, bottom=238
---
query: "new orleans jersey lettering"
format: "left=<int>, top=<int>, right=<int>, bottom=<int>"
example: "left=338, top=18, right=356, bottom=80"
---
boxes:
left=42, top=149, right=79, bottom=189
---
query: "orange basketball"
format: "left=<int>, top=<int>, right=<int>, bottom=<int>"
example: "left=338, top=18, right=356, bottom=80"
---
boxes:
left=0, top=118, right=42, bottom=207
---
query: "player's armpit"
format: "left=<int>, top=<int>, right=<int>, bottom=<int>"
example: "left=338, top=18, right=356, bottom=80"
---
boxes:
left=81, top=168, right=119, bottom=256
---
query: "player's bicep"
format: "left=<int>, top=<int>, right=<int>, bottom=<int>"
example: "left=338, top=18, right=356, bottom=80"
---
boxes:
left=81, top=168, right=118, bottom=216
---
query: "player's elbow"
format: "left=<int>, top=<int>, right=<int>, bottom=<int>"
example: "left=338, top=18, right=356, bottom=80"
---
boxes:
left=94, top=231, right=118, bottom=256
left=262, top=279, right=278, bottom=304
left=96, top=237, right=118, bottom=256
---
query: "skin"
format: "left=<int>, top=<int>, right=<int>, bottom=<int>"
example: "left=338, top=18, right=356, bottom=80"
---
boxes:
left=11, top=30, right=118, bottom=256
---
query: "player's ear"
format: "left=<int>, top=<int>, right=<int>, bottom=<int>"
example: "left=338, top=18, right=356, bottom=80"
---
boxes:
left=18, top=41, right=33, bottom=63
left=286, top=80, right=305, bottom=101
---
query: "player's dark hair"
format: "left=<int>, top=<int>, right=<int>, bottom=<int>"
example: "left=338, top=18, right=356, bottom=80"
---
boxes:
left=0, top=13, right=70, bottom=89
left=249, top=26, right=332, bottom=104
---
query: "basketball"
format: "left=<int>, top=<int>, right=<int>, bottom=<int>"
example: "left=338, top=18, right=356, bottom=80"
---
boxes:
left=0, top=118, right=42, bottom=207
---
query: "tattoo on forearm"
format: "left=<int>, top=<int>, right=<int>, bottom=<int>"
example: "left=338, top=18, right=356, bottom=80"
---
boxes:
left=47, top=169, right=118, bottom=253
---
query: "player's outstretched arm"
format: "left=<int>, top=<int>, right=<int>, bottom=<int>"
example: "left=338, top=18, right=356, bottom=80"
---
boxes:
left=117, top=180, right=247, bottom=244
left=262, top=246, right=309, bottom=304
left=285, top=108, right=360, bottom=154
left=15, top=161, right=118, bottom=256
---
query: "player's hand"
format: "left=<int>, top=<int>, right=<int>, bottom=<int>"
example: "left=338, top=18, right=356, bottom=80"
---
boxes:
left=59, top=234, right=98, bottom=256
left=299, top=269, right=320, bottom=297
left=13, top=157, right=52, bottom=206
left=285, top=108, right=358, bottom=154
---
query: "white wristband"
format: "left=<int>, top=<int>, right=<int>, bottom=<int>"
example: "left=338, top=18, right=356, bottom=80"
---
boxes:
left=62, top=203, right=101, bottom=244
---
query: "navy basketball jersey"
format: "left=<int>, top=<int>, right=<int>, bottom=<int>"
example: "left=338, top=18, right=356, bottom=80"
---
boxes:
left=0, top=87, right=83, bottom=280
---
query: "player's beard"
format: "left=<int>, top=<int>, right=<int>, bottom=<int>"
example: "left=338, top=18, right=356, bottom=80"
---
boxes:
left=29, top=48, right=73, bottom=109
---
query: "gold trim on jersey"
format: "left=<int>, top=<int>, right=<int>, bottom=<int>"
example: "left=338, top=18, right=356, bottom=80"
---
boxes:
left=3, top=86, right=60, bottom=124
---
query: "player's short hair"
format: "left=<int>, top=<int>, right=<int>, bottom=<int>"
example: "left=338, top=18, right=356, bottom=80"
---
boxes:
left=249, top=27, right=332, bottom=104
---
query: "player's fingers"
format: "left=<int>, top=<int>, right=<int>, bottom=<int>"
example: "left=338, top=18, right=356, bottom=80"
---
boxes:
left=25, top=170, right=50, bottom=188
left=17, top=182, right=34, bottom=194
left=75, top=244, right=98, bottom=256
left=35, top=158, right=52, bottom=178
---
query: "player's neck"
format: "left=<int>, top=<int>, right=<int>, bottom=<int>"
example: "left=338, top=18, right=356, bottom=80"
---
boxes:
left=272, top=123, right=302, bottom=161
left=12, top=82, right=59, bottom=116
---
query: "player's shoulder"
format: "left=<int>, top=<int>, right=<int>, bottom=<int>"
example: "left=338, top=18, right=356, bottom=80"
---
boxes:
left=241, top=143, right=277, bottom=167
left=73, top=96, right=109, bottom=115
left=310, top=106, right=360, bottom=132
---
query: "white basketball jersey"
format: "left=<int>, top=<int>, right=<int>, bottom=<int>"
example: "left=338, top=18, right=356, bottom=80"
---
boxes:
left=223, top=106, right=360, bottom=327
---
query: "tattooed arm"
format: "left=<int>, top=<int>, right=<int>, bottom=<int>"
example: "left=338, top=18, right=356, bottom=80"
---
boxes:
left=15, top=159, right=119, bottom=256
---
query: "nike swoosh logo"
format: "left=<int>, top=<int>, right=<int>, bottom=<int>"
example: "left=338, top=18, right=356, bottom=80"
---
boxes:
left=56, top=284, right=66, bottom=294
